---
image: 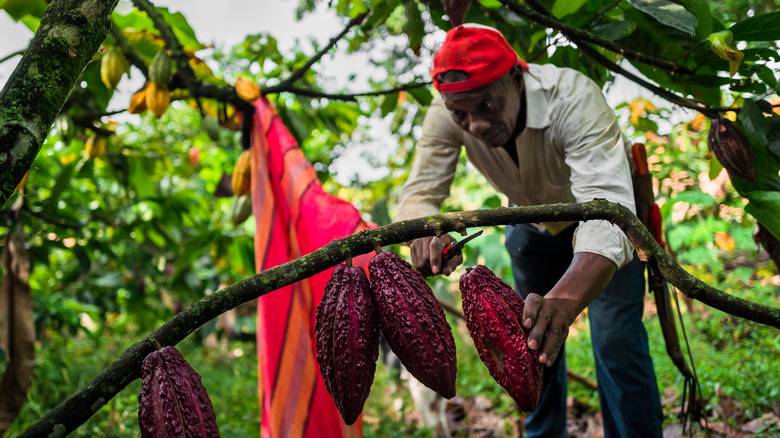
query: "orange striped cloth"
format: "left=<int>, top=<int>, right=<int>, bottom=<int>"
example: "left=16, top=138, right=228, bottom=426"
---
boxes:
left=250, top=97, right=375, bottom=438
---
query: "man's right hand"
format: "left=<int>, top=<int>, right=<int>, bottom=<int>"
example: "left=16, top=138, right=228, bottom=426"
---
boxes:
left=408, top=235, right=463, bottom=276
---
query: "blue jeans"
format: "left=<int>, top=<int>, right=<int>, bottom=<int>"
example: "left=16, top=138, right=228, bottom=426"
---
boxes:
left=505, top=223, right=663, bottom=438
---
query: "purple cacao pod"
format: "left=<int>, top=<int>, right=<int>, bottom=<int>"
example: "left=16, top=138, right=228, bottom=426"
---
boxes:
left=459, top=265, right=543, bottom=413
left=138, top=346, right=219, bottom=437
left=315, top=263, right=380, bottom=425
left=369, top=250, right=457, bottom=399
left=708, top=117, right=756, bottom=182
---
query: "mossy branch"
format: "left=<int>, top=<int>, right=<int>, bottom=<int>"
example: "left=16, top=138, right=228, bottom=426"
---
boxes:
left=0, top=0, right=121, bottom=208
left=20, top=200, right=779, bottom=437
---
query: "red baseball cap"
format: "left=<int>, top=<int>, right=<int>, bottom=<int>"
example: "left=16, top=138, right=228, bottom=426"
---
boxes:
left=431, top=24, right=529, bottom=94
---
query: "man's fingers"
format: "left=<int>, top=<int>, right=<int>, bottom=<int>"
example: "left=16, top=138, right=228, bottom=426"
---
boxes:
left=538, top=324, right=567, bottom=367
left=522, top=293, right=543, bottom=330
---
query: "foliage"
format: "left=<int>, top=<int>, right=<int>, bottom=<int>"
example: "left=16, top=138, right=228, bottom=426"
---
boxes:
left=1, top=0, right=780, bottom=435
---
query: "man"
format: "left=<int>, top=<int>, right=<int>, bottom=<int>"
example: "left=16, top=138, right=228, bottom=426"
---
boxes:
left=395, top=24, right=664, bottom=437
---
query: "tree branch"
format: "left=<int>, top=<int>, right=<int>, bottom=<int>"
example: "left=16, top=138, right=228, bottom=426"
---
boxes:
left=280, top=11, right=370, bottom=88
left=109, top=20, right=148, bottom=77
left=0, top=49, right=25, bottom=65
left=0, top=0, right=121, bottom=208
left=20, top=200, right=779, bottom=437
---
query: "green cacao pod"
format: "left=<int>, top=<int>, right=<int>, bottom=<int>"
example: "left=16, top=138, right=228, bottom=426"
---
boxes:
left=101, top=47, right=127, bottom=89
left=202, top=115, right=220, bottom=141
left=149, top=50, right=172, bottom=87
left=55, top=115, right=75, bottom=143
left=315, top=263, right=380, bottom=425
left=459, top=265, right=543, bottom=412
left=231, top=193, right=253, bottom=225
left=368, top=250, right=457, bottom=399
left=708, top=117, right=756, bottom=182
left=138, top=345, right=219, bottom=437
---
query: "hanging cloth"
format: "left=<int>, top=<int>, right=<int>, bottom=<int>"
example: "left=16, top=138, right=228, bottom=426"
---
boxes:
left=250, top=97, right=375, bottom=438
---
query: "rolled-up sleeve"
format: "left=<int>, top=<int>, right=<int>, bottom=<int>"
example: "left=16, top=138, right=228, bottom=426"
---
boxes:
left=396, top=99, right=463, bottom=222
left=552, top=74, right=636, bottom=268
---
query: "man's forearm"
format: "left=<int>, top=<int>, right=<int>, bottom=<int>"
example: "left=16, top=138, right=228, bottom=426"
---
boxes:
left=548, top=251, right=617, bottom=319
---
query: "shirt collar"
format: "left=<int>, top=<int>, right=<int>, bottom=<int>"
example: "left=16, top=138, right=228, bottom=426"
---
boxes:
left=522, top=65, right=551, bottom=130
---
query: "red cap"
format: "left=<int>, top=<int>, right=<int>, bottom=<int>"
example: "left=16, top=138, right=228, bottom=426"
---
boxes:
left=431, top=24, right=529, bottom=94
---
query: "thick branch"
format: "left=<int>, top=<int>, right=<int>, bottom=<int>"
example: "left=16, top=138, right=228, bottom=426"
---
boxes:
left=500, top=0, right=695, bottom=75
left=0, top=0, right=121, bottom=208
left=20, top=200, right=779, bottom=437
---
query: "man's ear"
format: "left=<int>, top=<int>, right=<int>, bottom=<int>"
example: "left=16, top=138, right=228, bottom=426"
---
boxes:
left=510, top=64, right=525, bottom=92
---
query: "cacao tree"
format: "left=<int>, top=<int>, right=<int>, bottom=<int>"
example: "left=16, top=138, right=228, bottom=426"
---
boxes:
left=0, top=0, right=779, bottom=435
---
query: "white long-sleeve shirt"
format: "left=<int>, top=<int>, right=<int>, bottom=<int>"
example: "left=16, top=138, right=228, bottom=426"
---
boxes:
left=396, top=63, right=637, bottom=268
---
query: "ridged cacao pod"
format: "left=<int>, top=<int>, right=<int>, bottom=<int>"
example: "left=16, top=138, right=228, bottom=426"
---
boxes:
left=101, top=47, right=127, bottom=89
left=708, top=117, right=756, bottom=182
left=235, top=77, right=261, bottom=102
left=369, top=250, right=457, bottom=398
left=315, top=263, right=380, bottom=425
left=459, top=265, right=543, bottom=412
left=231, top=149, right=252, bottom=197
left=145, top=82, right=171, bottom=118
left=149, top=50, right=172, bottom=87
left=138, top=345, right=219, bottom=437
left=85, top=134, right=106, bottom=159
left=55, top=115, right=75, bottom=143
left=231, top=193, right=253, bottom=225
left=128, top=83, right=149, bottom=114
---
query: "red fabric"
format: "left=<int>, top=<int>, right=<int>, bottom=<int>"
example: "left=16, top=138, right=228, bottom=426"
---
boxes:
left=250, top=97, right=375, bottom=438
left=431, top=24, right=529, bottom=93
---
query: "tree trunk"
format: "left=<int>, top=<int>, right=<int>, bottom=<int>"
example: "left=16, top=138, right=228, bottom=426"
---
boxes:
left=0, top=0, right=119, bottom=207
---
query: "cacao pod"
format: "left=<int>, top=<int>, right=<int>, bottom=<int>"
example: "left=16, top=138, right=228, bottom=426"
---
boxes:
left=368, top=250, right=457, bottom=398
left=101, top=46, right=127, bottom=89
left=708, top=117, right=756, bottom=182
left=459, top=265, right=543, bottom=412
left=231, top=193, right=253, bottom=225
left=85, top=134, right=106, bottom=159
left=441, top=0, right=473, bottom=27
left=231, top=149, right=252, bottom=197
left=315, top=263, right=380, bottom=425
left=202, top=115, right=220, bottom=141
left=235, top=77, right=261, bottom=102
left=145, top=82, right=171, bottom=118
left=55, top=115, right=75, bottom=143
left=138, top=345, right=220, bottom=437
left=128, top=83, right=149, bottom=114
left=149, top=49, right=172, bottom=87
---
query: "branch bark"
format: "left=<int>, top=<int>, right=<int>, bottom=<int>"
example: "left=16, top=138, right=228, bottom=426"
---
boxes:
left=20, top=200, right=780, bottom=437
left=0, top=0, right=121, bottom=208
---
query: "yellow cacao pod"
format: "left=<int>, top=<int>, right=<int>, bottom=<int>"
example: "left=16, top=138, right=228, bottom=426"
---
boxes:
left=86, top=134, right=106, bottom=159
left=231, top=149, right=252, bottom=197
left=101, top=47, right=127, bottom=89
left=235, top=77, right=260, bottom=102
left=145, top=82, right=171, bottom=118
left=149, top=50, right=172, bottom=87
left=128, top=83, right=149, bottom=114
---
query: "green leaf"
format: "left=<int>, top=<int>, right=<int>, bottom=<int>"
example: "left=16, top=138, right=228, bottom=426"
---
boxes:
left=683, top=0, right=712, bottom=38
left=129, top=158, right=154, bottom=200
left=159, top=8, right=205, bottom=51
left=627, top=0, right=698, bottom=35
left=551, top=0, right=588, bottom=19
left=407, top=86, right=433, bottom=106
left=708, top=155, right=723, bottom=180
left=591, top=21, right=637, bottom=41
left=403, top=1, right=424, bottom=51
left=0, top=0, right=47, bottom=21
left=739, top=99, right=771, bottom=149
left=381, top=92, right=399, bottom=117
left=730, top=11, right=780, bottom=42
left=744, top=191, right=780, bottom=241
left=767, top=117, right=780, bottom=159
left=478, top=0, right=502, bottom=9
left=756, top=66, right=778, bottom=90
left=671, top=191, right=716, bottom=207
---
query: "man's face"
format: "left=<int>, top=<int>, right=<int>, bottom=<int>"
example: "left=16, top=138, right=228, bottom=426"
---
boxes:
left=442, top=70, right=524, bottom=148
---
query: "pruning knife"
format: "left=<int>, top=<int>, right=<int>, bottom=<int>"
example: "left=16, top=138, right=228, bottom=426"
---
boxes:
left=441, top=230, right=484, bottom=261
